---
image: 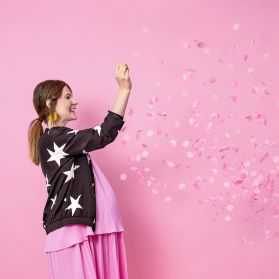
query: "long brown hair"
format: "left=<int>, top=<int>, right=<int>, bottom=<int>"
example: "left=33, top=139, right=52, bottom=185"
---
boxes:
left=28, top=79, right=72, bottom=166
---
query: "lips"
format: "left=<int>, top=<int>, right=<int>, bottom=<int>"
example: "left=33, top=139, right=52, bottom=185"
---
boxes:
left=70, top=107, right=77, bottom=113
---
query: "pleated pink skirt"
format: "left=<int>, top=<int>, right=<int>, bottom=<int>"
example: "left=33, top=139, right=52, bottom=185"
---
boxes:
left=47, top=231, right=129, bottom=279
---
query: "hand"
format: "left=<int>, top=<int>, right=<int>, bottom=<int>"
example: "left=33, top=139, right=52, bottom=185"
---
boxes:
left=115, top=64, right=132, bottom=92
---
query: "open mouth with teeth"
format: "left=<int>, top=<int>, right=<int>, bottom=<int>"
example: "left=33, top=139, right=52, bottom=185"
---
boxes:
left=70, top=107, right=76, bottom=113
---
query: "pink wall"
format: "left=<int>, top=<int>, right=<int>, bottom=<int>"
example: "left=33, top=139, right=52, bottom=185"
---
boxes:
left=0, top=0, right=278, bottom=278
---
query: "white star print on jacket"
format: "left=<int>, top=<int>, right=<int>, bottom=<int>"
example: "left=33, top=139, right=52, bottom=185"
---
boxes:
left=65, top=194, right=83, bottom=216
left=38, top=110, right=125, bottom=234
left=47, top=142, right=69, bottom=167
left=63, top=162, right=80, bottom=183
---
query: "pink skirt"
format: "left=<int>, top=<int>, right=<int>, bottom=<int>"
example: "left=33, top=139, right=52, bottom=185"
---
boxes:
left=47, top=231, right=129, bottom=279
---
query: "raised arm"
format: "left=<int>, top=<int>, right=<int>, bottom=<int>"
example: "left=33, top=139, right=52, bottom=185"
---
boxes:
left=110, top=63, right=132, bottom=117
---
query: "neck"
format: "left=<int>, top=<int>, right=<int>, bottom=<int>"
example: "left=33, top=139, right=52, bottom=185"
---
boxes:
left=47, top=120, right=66, bottom=129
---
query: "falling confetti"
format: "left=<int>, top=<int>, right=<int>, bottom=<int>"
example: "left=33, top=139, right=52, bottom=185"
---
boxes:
left=232, top=23, right=240, bottom=31
left=120, top=173, right=128, bottom=181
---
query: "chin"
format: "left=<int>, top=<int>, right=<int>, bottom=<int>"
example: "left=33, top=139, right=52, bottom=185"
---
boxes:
left=68, top=113, right=77, bottom=120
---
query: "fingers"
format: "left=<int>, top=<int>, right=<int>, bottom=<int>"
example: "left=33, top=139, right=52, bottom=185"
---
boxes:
left=116, top=63, right=129, bottom=78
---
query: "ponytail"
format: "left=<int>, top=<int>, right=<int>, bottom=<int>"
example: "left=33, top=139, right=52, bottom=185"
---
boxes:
left=28, top=117, right=44, bottom=165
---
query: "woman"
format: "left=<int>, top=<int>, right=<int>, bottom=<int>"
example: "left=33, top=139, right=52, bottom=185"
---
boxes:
left=28, top=64, right=132, bottom=279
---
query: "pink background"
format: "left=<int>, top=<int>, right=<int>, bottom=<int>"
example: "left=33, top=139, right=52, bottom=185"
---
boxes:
left=0, top=0, right=279, bottom=278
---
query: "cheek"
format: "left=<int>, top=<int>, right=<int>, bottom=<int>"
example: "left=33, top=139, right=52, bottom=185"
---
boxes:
left=56, top=104, right=69, bottom=116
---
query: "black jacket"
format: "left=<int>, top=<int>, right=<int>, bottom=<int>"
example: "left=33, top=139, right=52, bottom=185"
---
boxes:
left=38, top=110, right=125, bottom=234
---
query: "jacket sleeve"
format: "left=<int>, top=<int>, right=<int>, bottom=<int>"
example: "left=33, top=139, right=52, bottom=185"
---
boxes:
left=53, top=110, right=125, bottom=156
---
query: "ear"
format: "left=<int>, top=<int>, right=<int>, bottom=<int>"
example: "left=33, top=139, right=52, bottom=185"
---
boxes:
left=46, top=99, right=51, bottom=109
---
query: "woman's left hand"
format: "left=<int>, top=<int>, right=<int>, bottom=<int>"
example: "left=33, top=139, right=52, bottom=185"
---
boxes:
left=115, top=64, right=132, bottom=92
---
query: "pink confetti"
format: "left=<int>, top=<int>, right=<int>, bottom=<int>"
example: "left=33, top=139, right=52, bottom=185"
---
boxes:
left=126, top=108, right=134, bottom=116
left=146, top=129, right=154, bottom=137
left=226, top=204, right=234, bottom=211
left=182, top=140, right=190, bottom=148
left=151, top=188, right=159, bottom=195
left=141, top=150, right=149, bottom=158
left=146, top=111, right=155, bottom=117
left=188, top=117, right=196, bottom=126
left=259, top=152, right=269, bottom=163
left=170, top=139, right=177, bottom=146
left=225, top=215, right=232, bottom=222
left=232, top=23, right=240, bottom=31
left=232, top=81, right=238, bottom=88
left=209, top=77, right=216, bottom=84
left=230, top=95, right=238, bottom=103
left=194, top=40, right=206, bottom=48
left=178, top=183, right=187, bottom=190
left=245, top=115, right=253, bottom=121
left=164, top=196, right=172, bottom=202
left=157, top=112, right=168, bottom=117
left=165, top=160, right=176, bottom=168
left=120, top=173, right=128, bottom=181
left=182, top=68, right=195, bottom=80
left=263, top=89, right=270, bottom=95
left=248, top=67, right=254, bottom=73
left=186, top=151, right=194, bottom=158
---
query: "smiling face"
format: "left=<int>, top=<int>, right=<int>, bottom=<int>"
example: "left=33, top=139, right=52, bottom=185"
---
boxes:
left=47, top=85, right=78, bottom=127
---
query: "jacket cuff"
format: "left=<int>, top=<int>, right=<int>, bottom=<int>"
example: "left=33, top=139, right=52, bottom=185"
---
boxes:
left=107, top=110, right=124, bottom=120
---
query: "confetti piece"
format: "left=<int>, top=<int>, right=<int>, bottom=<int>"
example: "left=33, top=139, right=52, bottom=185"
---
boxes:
left=155, top=81, right=161, bottom=87
left=232, top=23, right=240, bottom=31
left=259, top=152, right=269, bottom=163
left=164, top=196, right=172, bottom=202
left=232, top=81, right=238, bottom=88
left=203, top=48, right=210, bottom=54
left=182, top=140, right=190, bottom=148
left=209, top=177, right=215, bottom=183
left=157, top=112, right=168, bottom=117
left=151, top=188, right=159, bottom=194
left=209, top=77, right=216, bottom=84
left=183, top=41, right=191, bottom=49
left=182, top=69, right=195, bottom=80
left=225, top=215, right=232, bottom=222
left=230, top=95, right=238, bottom=103
left=165, top=160, right=176, bottom=168
left=192, top=100, right=199, bottom=109
left=146, top=129, right=154, bottom=137
left=130, top=166, right=139, bottom=171
left=212, top=168, right=218, bottom=174
left=178, top=183, right=187, bottom=190
left=120, top=173, right=127, bottom=181
left=194, top=40, right=206, bottom=48
left=226, top=204, right=234, bottom=211
left=254, top=188, right=260, bottom=194
left=188, top=117, right=196, bottom=126
left=141, top=150, right=149, bottom=158
left=186, top=151, right=194, bottom=158
left=170, top=139, right=177, bottom=146
left=150, top=96, right=159, bottom=104
left=248, top=67, right=254, bottom=73
left=135, top=154, right=142, bottom=162
left=207, top=122, right=213, bottom=130
left=126, top=108, right=133, bottom=116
